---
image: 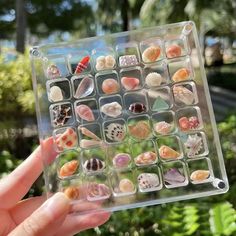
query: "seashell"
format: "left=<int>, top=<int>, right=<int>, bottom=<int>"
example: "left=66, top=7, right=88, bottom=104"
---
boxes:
left=188, top=116, right=200, bottom=129
left=178, top=117, right=190, bottom=131
left=113, top=153, right=131, bottom=168
left=129, top=103, right=147, bottom=114
left=96, top=61, right=105, bottom=71
left=172, top=68, right=190, bottom=82
left=128, top=121, right=151, bottom=139
left=83, top=158, right=105, bottom=172
left=74, top=56, right=90, bottom=74
left=74, top=76, right=94, bottom=99
left=119, top=55, right=138, bottom=67
left=75, top=104, right=95, bottom=122
left=159, top=145, right=180, bottom=159
left=121, top=77, right=140, bottom=90
left=100, top=102, right=122, bottom=118
left=134, top=151, right=157, bottom=165
left=87, top=183, right=110, bottom=199
left=145, top=72, right=163, bottom=87
left=64, top=186, right=80, bottom=200
left=55, top=128, right=77, bottom=150
left=164, top=168, right=186, bottom=185
left=190, top=170, right=210, bottom=182
left=166, top=44, right=182, bottom=58
left=79, top=127, right=100, bottom=141
left=47, top=64, right=61, bottom=79
left=154, top=121, right=172, bottom=135
left=184, top=134, right=203, bottom=156
left=80, top=139, right=101, bottom=148
left=105, top=55, right=116, bottom=68
left=105, top=123, right=125, bottom=142
left=119, top=179, right=135, bottom=193
left=49, top=86, right=63, bottom=102
left=152, top=96, right=169, bottom=111
left=52, top=104, right=71, bottom=126
left=142, top=46, right=161, bottom=63
left=59, top=160, right=79, bottom=177
left=102, top=78, right=120, bottom=94
left=173, top=86, right=194, bottom=105
left=138, top=173, right=159, bottom=190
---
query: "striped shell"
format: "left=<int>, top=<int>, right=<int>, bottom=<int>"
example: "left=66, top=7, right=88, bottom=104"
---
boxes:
left=83, top=158, right=105, bottom=172
left=59, top=160, right=79, bottom=177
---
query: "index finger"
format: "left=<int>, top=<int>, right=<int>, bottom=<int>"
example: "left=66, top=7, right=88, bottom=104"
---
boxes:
left=0, top=137, right=57, bottom=209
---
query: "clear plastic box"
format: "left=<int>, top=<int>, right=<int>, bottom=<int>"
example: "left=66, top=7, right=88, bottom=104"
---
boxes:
left=30, top=21, right=228, bottom=214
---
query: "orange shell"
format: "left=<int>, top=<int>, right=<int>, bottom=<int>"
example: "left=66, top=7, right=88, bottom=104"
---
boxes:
left=166, top=44, right=182, bottom=58
left=159, top=145, right=180, bottom=159
left=172, top=68, right=190, bottom=82
left=59, top=160, right=79, bottom=177
left=128, top=121, right=151, bottom=139
left=142, top=46, right=161, bottom=62
left=64, top=186, right=80, bottom=200
left=190, top=170, right=210, bottom=181
left=178, top=117, right=190, bottom=131
left=135, top=151, right=157, bottom=165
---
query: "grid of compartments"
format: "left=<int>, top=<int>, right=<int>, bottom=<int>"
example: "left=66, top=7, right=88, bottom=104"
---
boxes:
left=44, top=26, right=224, bottom=202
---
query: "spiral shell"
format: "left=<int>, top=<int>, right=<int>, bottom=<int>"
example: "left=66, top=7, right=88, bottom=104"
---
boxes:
left=59, top=160, right=79, bottom=177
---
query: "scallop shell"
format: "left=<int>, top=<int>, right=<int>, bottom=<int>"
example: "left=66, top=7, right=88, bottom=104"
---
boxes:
left=87, top=183, right=111, bottom=199
left=166, top=44, right=182, bottom=58
left=128, top=121, right=151, bottom=139
left=121, top=77, right=140, bottom=90
left=119, top=179, right=135, bottom=193
left=59, top=160, right=79, bottom=177
left=145, top=72, right=163, bottom=87
left=159, top=145, right=180, bottom=159
left=164, top=168, right=185, bottom=185
left=134, top=151, right=157, bottom=165
left=113, top=153, right=131, bottom=168
left=173, top=86, right=194, bottom=105
left=102, top=79, right=119, bottom=94
left=142, top=46, right=161, bottom=62
left=184, top=134, right=203, bottom=156
left=49, top=86, right=63, bottom=102
left=79, top=127, right=100, bottom=141
left=80, top=139, right=102, bottom=148
left=154, top=121, right=172, bottom=135
left=190, top=170, right=210, bottom=182
left=64, top=186, right=80, bottom=200
left=105, top=123, right=125, bottom=142
left=83, top=158, right=105, bottom=172
left=74, top=76, right=94, bottom=99
left=100, top=102, right=122, bottom=118
left=75, top=104, right=95, bottom=122
left=172, top=68, right=190, bottom=82
left=138, top=173, right=159, bottom=190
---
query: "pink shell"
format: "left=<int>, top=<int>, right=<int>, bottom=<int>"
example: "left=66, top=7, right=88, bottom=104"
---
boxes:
left=178, top=117, right=190, bottom=131
left=75, top=104, right=95, bottom=121
left=189, top=116, right=200, bottom=129
left=121, top=77, right=140, bottom=90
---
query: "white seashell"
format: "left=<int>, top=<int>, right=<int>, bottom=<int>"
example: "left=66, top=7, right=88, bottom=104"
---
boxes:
left=105, top=123, right=125, bottom=142
left=49, top=86, right=63, bottom=102
left=173, top=86, right=194, bottom=105
left=74, top=76, right=94, bottom=99
left=145, top=72, right=163, bottom=87
left=138, top=173, right=159, bottom=190
left=80, top=139, right=102, bottom=148
left=100, top=102, right=122, bottom=118
left=105, top=55, right=116, bottom=68
left=184, top=134, right=203, bottom=156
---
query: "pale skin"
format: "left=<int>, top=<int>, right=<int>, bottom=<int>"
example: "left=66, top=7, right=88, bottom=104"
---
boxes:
left=0, top=138, right=111, bottom=236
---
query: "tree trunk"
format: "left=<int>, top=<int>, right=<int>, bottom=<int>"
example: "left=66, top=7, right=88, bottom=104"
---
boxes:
left=16, top=0, right=26, bottom=53
left=121, top=0, right=129, bottom=31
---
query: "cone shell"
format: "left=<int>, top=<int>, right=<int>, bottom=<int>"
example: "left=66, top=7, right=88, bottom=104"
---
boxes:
left=59, top=160, right=79, bottom=177
left=190, top=170, right=210, bottom=181
left=135, top=151, right=157, bottom=165
left=76, top=104, right=95, bottom=121
left=102, top=79, right=119, bottom=94
left=119, top=179, right=135, bottom=193
left=74, top=56, right=90, bottom=74
left=159, top=145, right=180, bottom=159
left=142, top=46, right=161, bottom=62
left=166, top=44, right=182, bottom=58
left=64, top=186, right=80, bottom=200
left=128, top=121, right=151, bottom=139
left=172, top=68, right=190, bottom=82
left=79, top=127, right=100, bottom=141
left=121, top=77, right=140, bottom=90
left=55, top=128, right=77, bottom=151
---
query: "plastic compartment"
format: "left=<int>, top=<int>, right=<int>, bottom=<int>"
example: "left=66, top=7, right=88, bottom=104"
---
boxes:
left=31, top=21, right=228, bottom=214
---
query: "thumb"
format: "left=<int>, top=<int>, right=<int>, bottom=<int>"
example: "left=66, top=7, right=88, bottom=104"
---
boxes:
left=9, top=193, right=70, bottom=236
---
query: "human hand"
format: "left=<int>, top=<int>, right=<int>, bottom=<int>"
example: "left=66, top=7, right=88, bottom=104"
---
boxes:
left=0, top=138, right=111, bottom=236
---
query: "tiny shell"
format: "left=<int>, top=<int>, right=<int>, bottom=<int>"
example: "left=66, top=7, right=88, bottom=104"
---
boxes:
left=173, top=86, right=194, bottom=105
left=74, top=76, right=94, bottom=99
left=134, top=151, right=157, bottom=165
left=47, top=64, right=61, bottom=79
left=55, top=128, right=77, bottom=151
left=52, top=105, right=71, bottom=126
left=190, top=170, right=210, bottom=182
left=145, top=72, right=163, bottom=87
left=128, top=121, right=151, bottom=139
left=119, top=55, right=138, bottom=67
left=113, top=153, right=131, bottom=168
left=83, top=158, right=105, bottom=172
left=64, top=186, right=80, bottom=200
left=166, top=44, right=182, bottom=58
left=154, top=121, right=172, bottom=135
left=75, top=104, right=95, bottom=122
left=121, top=77, right=140, bottom=90
left=119, top=179, right=135, bottom=193
left=129, top=103, right=147, bottom=113
left=80, top=139, right=101, bottom=148
left=87, top=183, right=110, bottom=199
left=59, top=160, right=79, bottom=177
left=184, top=134, right=203, bottom=156
left=79, top=127, right=100, bottom=141
left=100, top=102, right=122, bottom=118
left=159, top=145, right=180, bottom=159
left=105, top=123, right=125, bottom=142
left=138, top=173, right=159, bottom=190
left=164, top=168, right=185, bottom=185
left=102, top=79, right=119, bottom=94
left=172, top=68, right=190, bottom=82
left=142, top=46, right=161, bottom=63
left=74, top=56, right=90, bottom=74
left=49, top=86, right=63, bottom=102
